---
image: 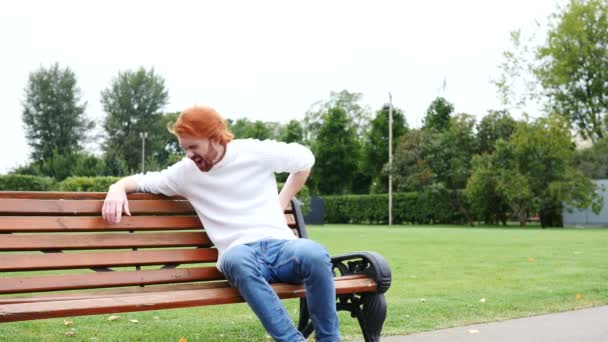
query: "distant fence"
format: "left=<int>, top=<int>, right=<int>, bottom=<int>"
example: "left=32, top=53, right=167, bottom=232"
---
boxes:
left=563, top=179, right=608, bottom=227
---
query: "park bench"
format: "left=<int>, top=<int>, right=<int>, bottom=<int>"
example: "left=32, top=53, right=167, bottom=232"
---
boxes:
left=0, top=191, right=391, bottom=342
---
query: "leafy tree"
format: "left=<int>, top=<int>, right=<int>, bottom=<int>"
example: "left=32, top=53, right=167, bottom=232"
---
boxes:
left=477, top=110, right=518, bottom=154
left=303, top=90, right=371, bottom=142
left=362, top=104, right=409, bottom=193
left=101, top=67, right=169, bottom=173
left=535, top=0, right=608, bottom=143
left=311, top=107, right=360, bottom=195
left=575, top=137, right=608, bottom=179
left=422, top=97, right=454, bottom=131
left=22, top=63, right=92, bottom=163
left=229, top=118, right=275, bottom=140
left=466, top=115, right=602, bottom=227
left=280, top=119, right=304, bottom=143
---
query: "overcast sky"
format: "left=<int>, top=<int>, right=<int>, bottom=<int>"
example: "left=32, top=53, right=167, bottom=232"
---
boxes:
left=0, top=0, right=562, bottom=173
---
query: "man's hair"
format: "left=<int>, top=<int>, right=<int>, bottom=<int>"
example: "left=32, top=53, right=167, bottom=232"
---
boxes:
left=168, top=106, right=234, bottom=144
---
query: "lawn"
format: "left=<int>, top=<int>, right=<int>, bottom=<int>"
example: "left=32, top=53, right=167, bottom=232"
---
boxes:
left=1, top=225, right=607, bottom=341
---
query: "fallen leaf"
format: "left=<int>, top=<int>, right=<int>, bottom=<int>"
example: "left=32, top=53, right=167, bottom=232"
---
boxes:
left=107, top=315, right=121, bottom=321
left=479, top=298, right=486, bottom=303
left=153, top=316, right=161, bottom=320
left=129, top=319, right=139, bottom=323
left=178, top=337, right=187, bottom=342
left=64, top=320, right=74, bottom=326
left=65, top=331, right=76, bottom=337
left=468, top=329, right=479, bottom=334
left=576, top=293, right=582, bottom=300
left=528, top=257, right=536, bottom=263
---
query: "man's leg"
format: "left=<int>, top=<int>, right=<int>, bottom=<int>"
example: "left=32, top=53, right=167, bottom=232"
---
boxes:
left=266, top=239, right=341, bottom=342
left=220, top=242, right=305, bottom=342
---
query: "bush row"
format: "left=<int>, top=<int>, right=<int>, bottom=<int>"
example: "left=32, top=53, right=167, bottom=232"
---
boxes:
left=0, top=174, right=119, bottom=192
left=323, top=191, right=466, bottom=224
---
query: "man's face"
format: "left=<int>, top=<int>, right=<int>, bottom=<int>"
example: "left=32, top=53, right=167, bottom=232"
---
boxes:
left=178, top=135, right=221, bottom=172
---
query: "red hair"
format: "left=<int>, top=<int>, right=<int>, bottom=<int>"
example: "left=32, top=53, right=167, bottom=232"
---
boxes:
left=168, top=106, right=234, bottom=144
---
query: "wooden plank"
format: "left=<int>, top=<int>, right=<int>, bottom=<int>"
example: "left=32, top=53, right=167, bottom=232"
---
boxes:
left=0, top=232, right=211, bottom=251
left=0, top=216, right=202, bottom=232
left=0, top=199, right=195, bottom=215
left=0, top=281, right=232, bottom=304
left=0, top=249, right=218, bottom=271
left=0, top=192, right=184, bottom=200
left=0, top=267, right=224, bottom=295
left=0, top=277, right=377, bottom=322
left=0, top=275, right=370, bottom=304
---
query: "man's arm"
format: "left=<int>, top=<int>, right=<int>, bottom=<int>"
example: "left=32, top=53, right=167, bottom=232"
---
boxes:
left=102, top=176, right=138, bottom=224
left=278, top=168, right=311, bottom=211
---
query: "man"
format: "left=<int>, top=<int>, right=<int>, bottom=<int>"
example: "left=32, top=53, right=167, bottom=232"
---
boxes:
left=102, top=106, right=340, bottom=342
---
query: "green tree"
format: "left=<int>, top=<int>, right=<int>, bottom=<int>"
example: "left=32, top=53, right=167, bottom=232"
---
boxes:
left=228, top=118, right=275, bottom=140
left=280, top=119, right=304, bottom=143
left=311, top=107, right=360, bottom=195
left=22, top=63, right=92, bottom=163
left=363, top=104, right=409, bottom=193
left=536, top=0, right=608, bottom=142
left=101, top=67, right=169, bottom=173
left=466, top=115, right=602, bottom=227
left=575, top=137, right=608, bottom=178
left=422, top=97, right=454, bottom=131
left=303, top=90, right=371, bottom=142
left=477, top=110, right=518, bottom=154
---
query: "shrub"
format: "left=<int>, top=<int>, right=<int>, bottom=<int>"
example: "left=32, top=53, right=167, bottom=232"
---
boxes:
left=0, top=174, right=55, bottom=191
left=56, top=176, right=120, bottom=192
left=324, top=191, right=465, bottom=224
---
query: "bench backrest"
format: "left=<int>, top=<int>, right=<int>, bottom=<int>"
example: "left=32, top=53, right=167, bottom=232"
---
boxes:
left=0, top=191, right=307, bottom=297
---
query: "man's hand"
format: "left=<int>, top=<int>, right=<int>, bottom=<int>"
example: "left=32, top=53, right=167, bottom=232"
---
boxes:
left=279, top=168, right=311, bottom=211
left=102, top=184, right=132, bottom=224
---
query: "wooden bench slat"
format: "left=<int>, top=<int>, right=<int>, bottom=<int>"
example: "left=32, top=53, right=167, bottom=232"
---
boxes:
left=0, top=266, right=223, bottom=295
left=0, top=192, right=184, bottom=200
left=0, top=232, right=211, bottom=251
left=0, top=249, right=218, bottom=272
left=0, top=281, right=232, bottom=304
left=0, top=275, right=370, bottom=304
left=0, top=199, right=196, bottom=215
left=0, top=278, right=377, bottom=322
left=0, top=216, right=202, bottom=232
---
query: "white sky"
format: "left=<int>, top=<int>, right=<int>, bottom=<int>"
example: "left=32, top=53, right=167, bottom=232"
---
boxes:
left=0, top=0, right=561, bottom=173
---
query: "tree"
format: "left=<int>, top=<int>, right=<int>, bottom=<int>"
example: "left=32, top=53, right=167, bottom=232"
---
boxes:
left=477, top=110, right=518, bottom=154
left=466, top=115, right=602, bottom=227
left=362, top=104, right=409, bottom=193
left=22, top=63, right=92, bottom=163
left=536, top=0, right=608, bottom=143
left=422, top=97, right=454, bottom=131
left=575, top=137, right=608, bottom=179
left=229, top=118, right=276, bottom=140
left=280, top=119, right=304, bottom=143
left=303, top=90, right=371, bottom=142
left=311, top=107, right=360, bottom=195
left=101, top=67, right=169, bottom=173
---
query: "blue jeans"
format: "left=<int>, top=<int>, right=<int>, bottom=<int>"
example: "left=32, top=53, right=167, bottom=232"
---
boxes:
left=219, top=239, right=340, bottom=342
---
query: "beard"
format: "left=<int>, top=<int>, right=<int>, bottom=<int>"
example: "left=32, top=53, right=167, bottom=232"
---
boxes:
left=191, top=154, right=213, bottom=172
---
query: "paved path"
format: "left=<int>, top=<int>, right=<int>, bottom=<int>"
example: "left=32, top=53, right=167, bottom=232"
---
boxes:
left=369, top=305, right=608, bottom=342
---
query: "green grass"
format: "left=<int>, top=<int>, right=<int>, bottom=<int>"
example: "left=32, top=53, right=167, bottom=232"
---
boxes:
left=1, top=225, right=607, bottom=341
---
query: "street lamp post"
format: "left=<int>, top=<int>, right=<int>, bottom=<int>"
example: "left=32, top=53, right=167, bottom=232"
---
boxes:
left=388, top=93, right=393, bottom=226
left=139, top=132, right=148, bottom=173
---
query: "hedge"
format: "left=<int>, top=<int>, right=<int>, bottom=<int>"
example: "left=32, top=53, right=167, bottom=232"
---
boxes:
left=0, top=175, right=119, bottom=192
left=0, top=174, right=55, bottom=191
left=56, top=176, right=120, bottom=192
left=323, top=191, right=466, bottom=224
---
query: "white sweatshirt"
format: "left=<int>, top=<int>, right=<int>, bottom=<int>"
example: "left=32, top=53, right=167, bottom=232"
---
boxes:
left=135, top=139, right=315, bottom=267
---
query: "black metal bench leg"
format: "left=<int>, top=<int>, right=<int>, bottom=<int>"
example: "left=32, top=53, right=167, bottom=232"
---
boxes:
left=358, top=293, right=387, bottom=342
left=297, top=298, right=315, bottom=338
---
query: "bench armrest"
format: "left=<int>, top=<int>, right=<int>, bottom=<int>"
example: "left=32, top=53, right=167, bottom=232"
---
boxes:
left=331, top=251, right=391, bottom=294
